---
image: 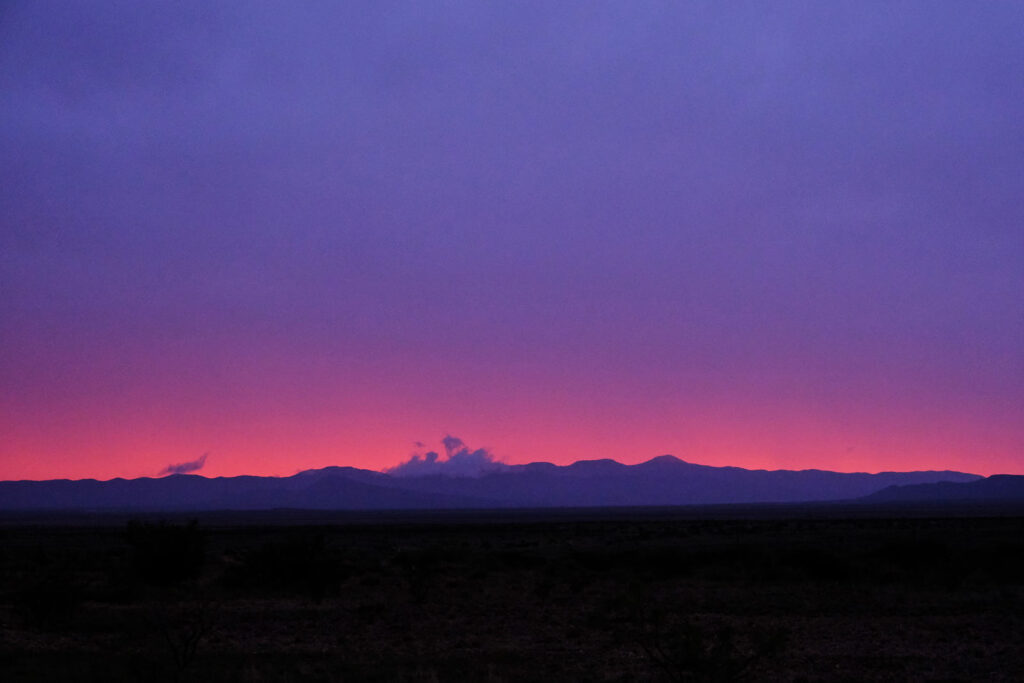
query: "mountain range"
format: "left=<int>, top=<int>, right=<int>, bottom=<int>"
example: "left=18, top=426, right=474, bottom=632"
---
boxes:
left=861, top=474, right=1024, bottom=504
left=0, top=456, right=995, bottom=512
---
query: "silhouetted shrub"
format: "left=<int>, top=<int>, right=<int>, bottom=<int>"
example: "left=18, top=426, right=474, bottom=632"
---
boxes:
left=392, top=548, right=441, bottom=604
left=144, top=599, right=213, bottom=683
left=14, top=571, right=84, bottom=630
left=126, top=520, right=205, bottom=585
left=865, top=538, right=970, bottom=587
left=983, top=543, right=1024, bottom=584
left=220, top=534, right=344, bottom=601
left=788, top=546, right=851, bottom=581
left=617, top=586, right=788, bottom=682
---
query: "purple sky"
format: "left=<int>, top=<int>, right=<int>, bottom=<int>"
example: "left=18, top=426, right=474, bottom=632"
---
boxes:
left=1, top=1, right=1022, bottom=480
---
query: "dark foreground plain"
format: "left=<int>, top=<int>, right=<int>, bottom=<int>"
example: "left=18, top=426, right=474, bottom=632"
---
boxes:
left=1, top=505, right=1022, bottom=681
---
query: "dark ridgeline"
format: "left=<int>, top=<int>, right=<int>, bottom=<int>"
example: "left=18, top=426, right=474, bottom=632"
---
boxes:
left=0, top=455, right=985, bottom=512
left=861, top=473, right=1024, bottom=503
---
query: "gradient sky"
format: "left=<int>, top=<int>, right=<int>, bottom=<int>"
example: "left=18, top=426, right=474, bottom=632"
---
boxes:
left=2, top=1, right=1022, bottom=481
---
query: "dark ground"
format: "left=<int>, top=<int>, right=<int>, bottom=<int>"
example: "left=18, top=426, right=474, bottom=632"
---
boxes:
left=1, top=505, right=1022, bottom=681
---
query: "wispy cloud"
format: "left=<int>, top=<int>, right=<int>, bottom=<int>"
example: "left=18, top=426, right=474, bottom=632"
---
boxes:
left=159, top=453, right=208, bottom=477
left=386, top=436, right=506, bottom=478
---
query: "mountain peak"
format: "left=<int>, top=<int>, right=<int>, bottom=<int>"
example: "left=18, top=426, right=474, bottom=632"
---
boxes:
left=567, top=458, right=625, bottom=470
left=639, top=454, right=688, bottom=467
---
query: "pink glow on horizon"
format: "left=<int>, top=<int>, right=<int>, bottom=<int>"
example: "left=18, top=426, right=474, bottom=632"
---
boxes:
left=2, top=324, right=1021, bottom=481
left=2, top=322, right=1021, bottom=481
left=2, top=396, right=1020, bottom=481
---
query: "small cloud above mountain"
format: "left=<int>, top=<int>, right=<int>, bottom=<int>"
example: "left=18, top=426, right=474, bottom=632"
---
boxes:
left=386, top=436, right=507, bottom=478
left=159, top=453, right=208, bottom=476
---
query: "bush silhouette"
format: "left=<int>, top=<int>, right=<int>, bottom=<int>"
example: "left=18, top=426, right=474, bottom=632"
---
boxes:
left=14, top=571, right=84, bottom=630
left=621, top=586, right=788, bottom=682
left=126, top=520, right=205, bottom=585
left=220, top=533, right=344, bottom=601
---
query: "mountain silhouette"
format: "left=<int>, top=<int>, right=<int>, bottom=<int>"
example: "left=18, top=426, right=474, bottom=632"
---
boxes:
left=858, top=474, right=1024, bottom=503
left=0, top=456, right=982, bottom=512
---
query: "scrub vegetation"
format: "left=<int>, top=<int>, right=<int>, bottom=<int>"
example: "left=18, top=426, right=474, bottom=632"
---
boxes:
left=0, top=510, right=1022, bottom=681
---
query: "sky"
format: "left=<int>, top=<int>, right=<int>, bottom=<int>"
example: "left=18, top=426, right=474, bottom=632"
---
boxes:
left=1, top=1, right=1022, bottom=481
